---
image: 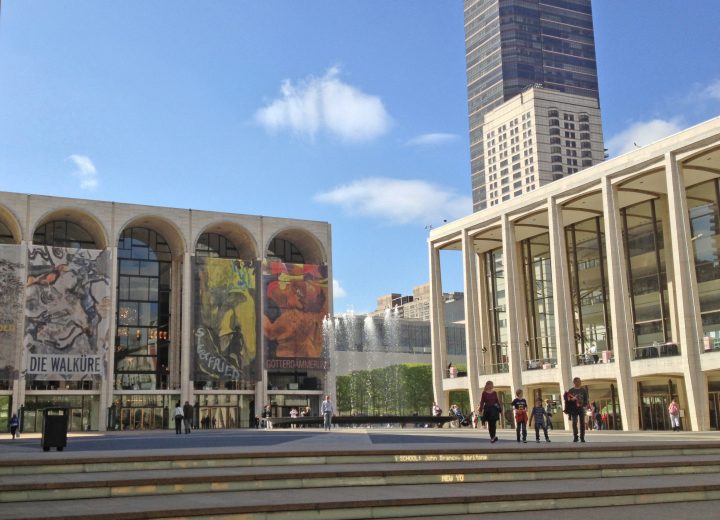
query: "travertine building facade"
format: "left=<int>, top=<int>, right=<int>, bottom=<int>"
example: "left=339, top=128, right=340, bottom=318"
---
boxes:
left=430, top=116, right=720, bottom=432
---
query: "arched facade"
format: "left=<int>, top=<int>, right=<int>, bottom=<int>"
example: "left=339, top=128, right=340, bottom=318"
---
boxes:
left=0, top=193, right=331, bottom=433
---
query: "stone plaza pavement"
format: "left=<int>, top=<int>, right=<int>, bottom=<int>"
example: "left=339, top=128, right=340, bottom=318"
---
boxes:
left=1, top=426, right=720, bottom=519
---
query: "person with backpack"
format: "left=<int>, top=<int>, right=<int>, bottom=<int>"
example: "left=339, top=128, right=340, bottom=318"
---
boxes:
left=9, top=413, right=19, bottom=439
left=479, top=380, right=501, bottom=443
left=565, top=377, right=588, bottom=442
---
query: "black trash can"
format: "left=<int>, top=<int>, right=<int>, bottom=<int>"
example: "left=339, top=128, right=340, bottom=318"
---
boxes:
left=41, top=407, right=69, bottom=452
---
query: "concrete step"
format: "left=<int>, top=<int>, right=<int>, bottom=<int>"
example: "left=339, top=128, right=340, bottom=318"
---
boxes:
left=2, top=442, right=719, bottom=476
left=1, top=454, right=719, bottom=503
left=1, top=473, right=719, bottom=519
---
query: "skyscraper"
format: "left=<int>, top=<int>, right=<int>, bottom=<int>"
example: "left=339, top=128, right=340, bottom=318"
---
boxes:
left=465, top=0, right=601, bottom=211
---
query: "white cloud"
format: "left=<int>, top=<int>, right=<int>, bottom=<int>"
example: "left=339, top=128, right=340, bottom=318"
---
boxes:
left=315, top=177, right=472, bottom=225
left=701, top=79, right=720, bottom=101
left=406, top=133, right=458, bottom=146
left=67, top=154, right=98, bottom=190
left=606, top=119, right=683, bottom=157
left=255, top=67, right=391, bottom=142
left=333, top=279, right=347, bottom=298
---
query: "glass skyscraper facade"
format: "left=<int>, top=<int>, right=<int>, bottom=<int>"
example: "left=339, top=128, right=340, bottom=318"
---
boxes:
left=465, top=0, right=600, bottom=211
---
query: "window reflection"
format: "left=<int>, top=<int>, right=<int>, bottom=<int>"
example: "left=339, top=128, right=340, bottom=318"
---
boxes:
left=115, top=227, right=172, bottom=390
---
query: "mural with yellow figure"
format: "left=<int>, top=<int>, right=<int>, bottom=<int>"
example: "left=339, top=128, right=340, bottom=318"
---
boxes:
left=192, top=257, right=256, bottom=383
left=263, top=261, right=329, bottom=370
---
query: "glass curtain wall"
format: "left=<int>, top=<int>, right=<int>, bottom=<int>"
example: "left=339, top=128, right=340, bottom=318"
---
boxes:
left=621, top=200, right=672, bottom=354
left=484, top=248, right=509, bottom=372
left=521, top=232, right=556, bottom=367
left=565, top=217, right=612, bottom=364
left=115, top=228, right=172, bottom=390
left=687, top=181, right=720, bottom=348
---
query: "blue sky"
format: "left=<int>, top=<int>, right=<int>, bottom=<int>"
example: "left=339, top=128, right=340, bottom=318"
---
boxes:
left=1, top=1, right=719, bottom=313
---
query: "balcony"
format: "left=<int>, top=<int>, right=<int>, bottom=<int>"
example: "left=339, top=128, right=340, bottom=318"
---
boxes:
left=574, top=350, right=614, bottom=366
left=525, top=358, right=557, bottom=371
left=633, top=342, right=679, bottom=360
left=480, top=362, right=509, bottom=375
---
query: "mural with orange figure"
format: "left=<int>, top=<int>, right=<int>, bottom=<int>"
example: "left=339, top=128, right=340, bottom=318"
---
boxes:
left=263, top=261, right=328, bottom=369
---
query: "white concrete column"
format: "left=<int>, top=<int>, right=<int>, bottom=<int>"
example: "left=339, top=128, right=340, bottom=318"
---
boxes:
left=461, top=231, right=482, bottom=408
left=664, top=152, right=707, bottom=431
left=257, top=256, right=268, bottom=418
left=602, top=177, right=638, bottom=430
left=429, top=241, right=448, bottom=410
left=12, top=241, right=28, bottom=416
left=547, top=197, right=574, bottom=416
left=180, top=251, right=193, bottom=404
left=475, top=250, right=493, bottom=377
left=99, top=246, right=118, bottom=431
left=501, top=216, right=523, bottom=395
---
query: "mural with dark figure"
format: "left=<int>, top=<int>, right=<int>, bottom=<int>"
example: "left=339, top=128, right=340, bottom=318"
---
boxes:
left=24, top=245, right=112, bottom=381
left=263, top=261, right=329, bottom=370
left=192, top=257, right=257, bottom=383
left=0, top=245, right=24, bottom=380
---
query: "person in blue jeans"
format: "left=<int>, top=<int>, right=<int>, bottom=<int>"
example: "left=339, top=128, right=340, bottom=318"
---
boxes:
left=321, top=395, right=333, bottom=431
left=511, top=389, right=528, bottom=443
left=566, top=377, right=588, bottom=442
left=529, top=399, right=551, bottom=442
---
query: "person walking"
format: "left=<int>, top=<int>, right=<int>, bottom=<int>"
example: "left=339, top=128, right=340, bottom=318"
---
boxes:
left=511, top=389, right=528, bottom=443
left=529, top=399, right=551, bottom=442
left=290, top=407, right=299, bottom=429
left=173, top=401, right=183, bottom=435
left=8, top=413, right=19, bottom=439
left=182, top=401, right=193, bottom=434
left=479, top=380, right=501, bottom=443
left=566, top=377, right=588, bottom=442
left=544, top=399, right=554, bottom=431
left=321, top=395, right=334, bottom=431
left=668, top=398, right=681, bottom=431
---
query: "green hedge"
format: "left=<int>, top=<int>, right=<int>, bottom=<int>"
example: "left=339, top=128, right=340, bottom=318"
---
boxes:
left=336, top=363, right=434, bottom=416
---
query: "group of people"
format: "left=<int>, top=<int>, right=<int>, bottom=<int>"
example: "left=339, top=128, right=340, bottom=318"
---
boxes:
left=476, top=377, right=590, bottom=443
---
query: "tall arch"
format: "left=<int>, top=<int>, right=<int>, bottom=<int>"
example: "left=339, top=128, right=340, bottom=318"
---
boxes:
left=194, top=221, right=257, bottom=260
left=266, top=228, right=326, bottom=265
left=32, top=208, right=109, bottom=249
left=0, top=204, right=21, bottom=244
left=114, top=217, right=185, bottom=393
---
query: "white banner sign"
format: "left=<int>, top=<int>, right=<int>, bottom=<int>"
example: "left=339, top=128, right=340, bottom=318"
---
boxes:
left=26, top=354, right=103, bottom=377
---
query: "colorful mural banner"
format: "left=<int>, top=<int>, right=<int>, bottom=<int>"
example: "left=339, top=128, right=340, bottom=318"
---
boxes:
left=24, top=245, right=112, bottom=381
left=263, top=261, right=329, bottom=370
left=192, top=257, right=257, bottom=382
left=0, top=245, right=24, bottom=380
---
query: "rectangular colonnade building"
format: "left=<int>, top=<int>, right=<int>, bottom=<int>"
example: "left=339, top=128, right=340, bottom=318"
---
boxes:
left=0, top=193, right=332, bottom=432
left=429, top=116, right=720, bottom=431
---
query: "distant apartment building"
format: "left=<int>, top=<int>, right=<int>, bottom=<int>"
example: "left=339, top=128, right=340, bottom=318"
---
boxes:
left=484, top=86, right=604, bottom=207
left=465, top=0, right=601, bottom=211
left=371, top=284, right=464, bottom=323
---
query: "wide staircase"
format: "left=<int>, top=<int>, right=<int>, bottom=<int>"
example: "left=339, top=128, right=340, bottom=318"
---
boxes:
left=2, top=442, right=720, bottom=519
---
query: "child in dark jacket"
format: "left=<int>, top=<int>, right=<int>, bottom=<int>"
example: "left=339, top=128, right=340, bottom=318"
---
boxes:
left=529, top=399, right=551, bottom=442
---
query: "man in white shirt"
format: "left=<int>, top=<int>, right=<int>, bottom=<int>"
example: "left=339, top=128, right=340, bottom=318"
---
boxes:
left=321, top=395, right=333, bottom=431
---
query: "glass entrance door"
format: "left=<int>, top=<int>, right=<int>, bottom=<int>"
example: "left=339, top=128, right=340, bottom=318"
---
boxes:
left=710, top=392, right=720, bottom=430
left=640, top=394, right=671, bottom=430
left=198, top=406, right=237, bottom=429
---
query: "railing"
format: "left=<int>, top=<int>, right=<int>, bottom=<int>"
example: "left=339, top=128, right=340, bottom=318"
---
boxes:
left=702, top=337, right=720, bottom=353
left=633, top=342, right=679, bottom=360
left=574, top=350, right=614, bottom=365
left=524, top=358, right=557, bottom=371
left=480, top=362, right=509, bottom=374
